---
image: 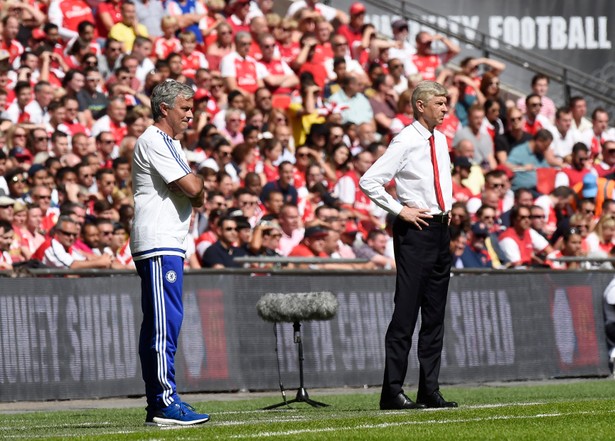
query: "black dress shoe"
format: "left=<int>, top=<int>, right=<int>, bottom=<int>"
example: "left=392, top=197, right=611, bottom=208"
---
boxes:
left=416, top=390, right=458, bottom=408
left=380, top=393, right=426, bottom=410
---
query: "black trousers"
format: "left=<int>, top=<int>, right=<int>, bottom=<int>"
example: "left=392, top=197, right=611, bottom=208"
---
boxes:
left=380, top=217, right=451, bottom=401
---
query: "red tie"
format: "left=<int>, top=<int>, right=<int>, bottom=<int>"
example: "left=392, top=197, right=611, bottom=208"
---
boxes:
left=429, top=134, right=445, bottom=211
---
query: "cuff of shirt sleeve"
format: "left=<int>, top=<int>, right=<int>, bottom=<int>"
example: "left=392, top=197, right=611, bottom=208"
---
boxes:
left=390, top=201, right=404, bottom=216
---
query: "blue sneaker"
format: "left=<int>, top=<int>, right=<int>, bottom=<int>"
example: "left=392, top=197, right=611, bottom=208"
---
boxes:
left=145, top=402, right=210, bottom=426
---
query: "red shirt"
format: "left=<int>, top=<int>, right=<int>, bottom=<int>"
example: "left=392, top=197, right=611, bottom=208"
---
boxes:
left=278, top=41, right=301, bottom=65
left=95, top=2, right=122, bottom=38
left=498, top=228, right=534, bottom=266
left=412, top=54, right=441, bottom=81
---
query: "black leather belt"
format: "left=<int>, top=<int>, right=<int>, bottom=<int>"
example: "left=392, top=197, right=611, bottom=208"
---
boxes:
left=429, top=213, right=449, bottom=224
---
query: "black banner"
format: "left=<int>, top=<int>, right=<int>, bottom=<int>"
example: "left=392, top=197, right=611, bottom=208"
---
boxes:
left=0, top=272, right=611, bottom=402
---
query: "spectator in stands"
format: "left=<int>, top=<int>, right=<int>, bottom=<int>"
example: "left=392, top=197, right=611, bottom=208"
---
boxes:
left=506, top=129, right=554, bottom=192
left=459, top=222, right=492, bottom=268
left=454, top=104, right=496, bottom=170
left=201, top=215, right=247, bottom=268
left=529, top=205, right=549, bottom=239
left=248, top=219, right=283, bottom=259
left=278, top=203, right=303, bottom=256
left=582, top=107, right=615, bottom=160
left=0, top=194, right=15, bottom=223
left=495, top=106, right=532, bottom=165
left=522, top=93, right=553, bottom=136
left=48, top=0, right=96, bottom=41
left=517, top=74, right=556, bottom=122
left=548, top=107, right=581, bottom=160
left=595, top=140, right=615, bottom=177
left=220, top=32, right=268, bottom=100
left=586, top=215, right=615, bottom=256
left=286, top=0, right=348, bottom=25
left=0, top=219, right=13, bottom=271
left=555, top=142, right=590, bottom=187
left=546, top=228, right=586, bottom=270
left=573, top=174, right=613, bottom=219
left=108, top=1, right=148, bottom=53
left=33, top=215, right=113, bottom=269
left=328, top=74, right=373, bottom=125
left=569, top=95, right=592, bottom=133
left=500, top=187, right=534, bottom=227
left=451, top=156, right=474, bottom=203
left=449, top=226, right=468, bottom=269
left=261, top=161, right=298, bottom=205
left=258, top=33, right=299, bottom=96
left=288, top=225, right=328, bottom=257
left=387, top=20, right=418, bottom=78
left=498, top=205, right=552, bottom=267
left=369, top=74, right=398, bottom=136
left=412, top=31, right=460, bottom=82
left=262, top=189, right=284, bottom=217
left=354, top=228, right=395, bottom=269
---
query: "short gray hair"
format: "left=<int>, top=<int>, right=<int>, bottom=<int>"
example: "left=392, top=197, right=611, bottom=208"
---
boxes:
left=412, top=81, right=448, bottom=116
left=55, top=215, right=78, bottom=232
left=151, top=80, right=195, bottom=122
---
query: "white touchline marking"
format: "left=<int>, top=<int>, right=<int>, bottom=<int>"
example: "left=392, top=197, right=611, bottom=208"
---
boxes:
left=227, top=409, right=615, bottom=439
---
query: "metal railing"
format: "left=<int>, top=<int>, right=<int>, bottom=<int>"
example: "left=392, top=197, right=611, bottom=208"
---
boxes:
left=365, top=0, right=615, bottom=107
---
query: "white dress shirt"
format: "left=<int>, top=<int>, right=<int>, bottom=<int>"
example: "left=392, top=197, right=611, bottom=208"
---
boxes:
left=359, top=121, right=453, bottom=216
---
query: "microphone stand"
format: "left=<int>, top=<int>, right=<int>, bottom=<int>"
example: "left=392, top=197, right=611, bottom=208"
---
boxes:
left=263, top=321, right=329, bottom=409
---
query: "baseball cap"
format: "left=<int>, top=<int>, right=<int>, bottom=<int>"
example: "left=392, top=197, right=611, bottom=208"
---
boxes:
left=9, top=146, right=33, bottom=163
left=582, top=173, right=598, bottom=198
left=349, top=2, right=366, bottom=15
left=0, top=195, right=15, bottom=207
left=304, top=226, right=329, bottom=239
left=471, top=222, right=490, bottom=237
left=391, top=19, right=409, bottom=32
left=28, top=163, right=46, bottom=177
left=194, top=88, right=209, bottom=102
left=31, top=29, right=46, bottom=41
left=453, top=156, right=472, bottom=169
left=343, top=220, right=359, bottom=236
left=495, top=164, right=514, bottom=180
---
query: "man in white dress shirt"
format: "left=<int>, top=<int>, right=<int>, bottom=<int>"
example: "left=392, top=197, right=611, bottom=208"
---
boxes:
left=360, top=81, right=458, bottom=411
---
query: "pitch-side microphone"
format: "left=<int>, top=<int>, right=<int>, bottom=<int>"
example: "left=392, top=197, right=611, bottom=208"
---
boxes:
left=256, top=292, right=338, bottom=323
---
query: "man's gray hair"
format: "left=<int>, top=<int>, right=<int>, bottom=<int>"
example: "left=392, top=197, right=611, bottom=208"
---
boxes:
left=151, top=80, right=195, bottom=122
left=235, top=31, right=251, bottom=45
left=412, top=81, right=448, bottom=116
left=55, top=215, right=78, bottom=232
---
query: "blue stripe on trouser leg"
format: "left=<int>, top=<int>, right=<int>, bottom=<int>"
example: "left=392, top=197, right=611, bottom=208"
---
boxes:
left=137, top=255, right=184, bottom=410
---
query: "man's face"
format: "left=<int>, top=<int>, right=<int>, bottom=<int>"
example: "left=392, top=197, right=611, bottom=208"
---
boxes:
left=572, top=150, right=589, bottom=170
left=256, top=90, right=272, bottom=111
left=479, top=208, right=496, bottom=229
left=603, top=143, right=615, bottom=166
left=237, top=37, right=252, bottom=57
left=53, top=136, right=70, bottom=156
left=306, top=235, right=326, bottom=254
left=109, top=100, right=127, bottom=124
left=508, top=110, right=524, bottom=131
left=78, top=166, right=94, bottom=187
left=220, top=220, right=238, bottom=246
left=279, top=206, right=299, bottom=231
left=533, top=78, right=549, bottom=96
left=55, top=221, right=79, bottom=249
left=98, top=223, right=114, bottom=246
left=31, top=187, right=52, bottom=211
left=0, top=203, right=13, bottom=222
left=514, top=207, right=531, bottom=230
left=526, top=97, right=542, bottom=118
left=0, top=226, right=13, bottom=252
left=98, top=133, right=116, bottom=155
left=121, top=4, right=136, bottom=25
left=115, top=163, right=130, bottom=181
left=516, top=191, right=534, bottom=207
left=26, top=207, right=42, bottom=231
left=82, top=224, right=101, bottom=248
left=571, top=99, right=587, bottom=119
left=133, top=41, right=152, bottom=60
left=274, top=126, right=291, bottom=149
left=165, top=97, right=193, bottom=137
left=331, top=37, right=348, bottom=57
left=259, top=37, right=276, bottom=62
left=111, top=228, right=126, bottom=249
left=279, top=164, right=294, bottom=185
left=266, top=193, right=284, bottom=214
left=593, top=111, right=609, bottom=133
left=98, top=173, right=116, bottom=197
left=354, top=152, right=374, bottom=175
left=238, top=194, right=259, bottom=217
left=469, top=110, right=484, bottom=130
left=530, top=208, right=545, bottom=231
left=72, top=136, right=90, bottom=157
left=368, top=233, right=388, bottom=255
left=36, top=84, right=54, bottom=107
left=556, top=111, right=572, bottom=133
left=419, top=94, right=448, bottom=127
left=30, top=169, right=49, bottom=187
left=17, top=87, right=32, bottom=107
left=64, top=99, right=80, bottom=122
left=217, top=145, right=233, bottom=165
left=85, top=71, right=102, bottom=92
left=3, top=17, right=19, bottom=40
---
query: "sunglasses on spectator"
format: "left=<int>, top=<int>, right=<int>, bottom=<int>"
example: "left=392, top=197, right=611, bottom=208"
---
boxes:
left=224, top=227, right=238, bottom=232
left=510, top=116, right=523, bottom=122
left=11, top=174, right=28, bottom=183
left=530, top=215, right=544, bottom=220
left=59, top=230, right=78, bottom=238
left=529, top=102, right=542, bottom=107
left=33, top=194, right=51, bottom=199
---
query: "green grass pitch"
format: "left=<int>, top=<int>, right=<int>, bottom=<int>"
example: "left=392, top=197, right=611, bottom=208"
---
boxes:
left=1, top=379, right=615, bottom=440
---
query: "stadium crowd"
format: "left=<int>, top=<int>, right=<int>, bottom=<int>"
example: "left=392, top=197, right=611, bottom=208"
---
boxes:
left=0, top=0, right=614, bottom=272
